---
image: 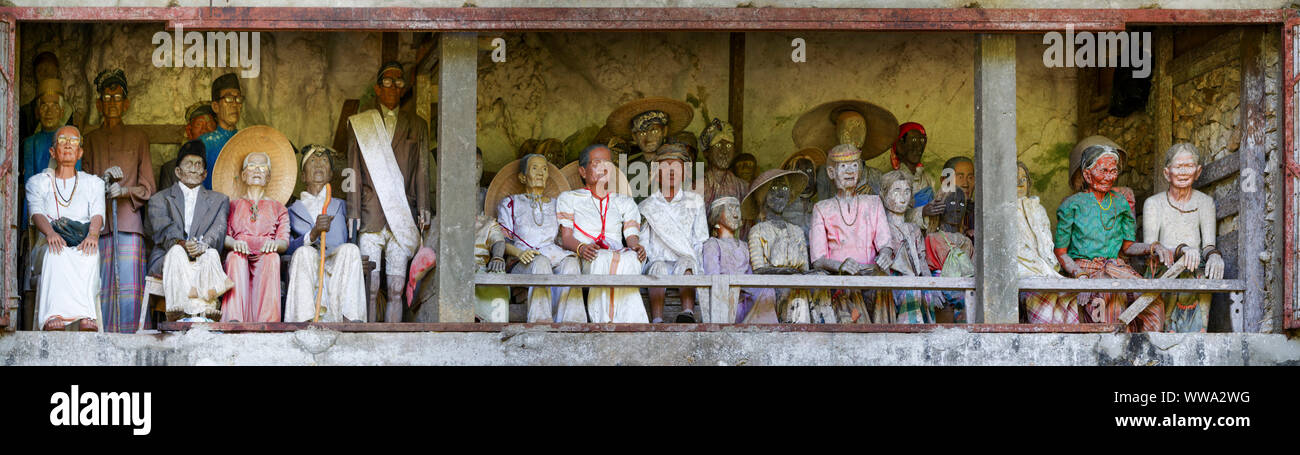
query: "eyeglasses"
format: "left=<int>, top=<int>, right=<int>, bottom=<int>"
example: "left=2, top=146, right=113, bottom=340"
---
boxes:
left=99, top=93, right=125, bottom=102
left=219, top=95, right=245, bottom=105
left=243, top=164, right=270, bottom=172
left=379, top=77, right=406, bottom=89
left=55, top=136, right=81, bottom=146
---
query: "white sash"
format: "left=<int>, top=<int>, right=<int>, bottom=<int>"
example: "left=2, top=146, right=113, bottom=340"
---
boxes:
left=349, top=110, right=418, bottom=255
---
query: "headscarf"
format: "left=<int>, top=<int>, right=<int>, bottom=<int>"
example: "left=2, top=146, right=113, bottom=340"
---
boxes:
left=699, top=118, right=735, bottom=151
left=1080, top=145, right=1122, bottom=174
left=630, top=110, right=669, bottom=133
left=891, top=122, right=926, bottom=170
left=300, top=144, right=335, bottom=170
left=94, top=68, right=128, bottom=97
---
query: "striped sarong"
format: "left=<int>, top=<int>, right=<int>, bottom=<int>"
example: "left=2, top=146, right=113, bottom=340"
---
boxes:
left=99, top=232, right=146, bottom=333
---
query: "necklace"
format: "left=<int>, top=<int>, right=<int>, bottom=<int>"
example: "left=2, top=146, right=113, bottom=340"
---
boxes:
left=1094, top=191, right=1113, bottom=211
left=834, top=195, right=860, bottom=226
left=52, top=172, right=78, bottom=208
left=249, top=199, right=260, bottom=222
left=1165, top=191, right=1198, bottom=214
left=1095, top=191, right=1117, bottom=231
left=527, top=194, right=545, bottom=226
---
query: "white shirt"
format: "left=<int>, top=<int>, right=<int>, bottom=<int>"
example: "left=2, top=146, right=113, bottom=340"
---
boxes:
left=638, top=189, right=708, bottom=265
left=178, top=182, right=199, bottom=235
left=379, top=104, right=398, bottom=141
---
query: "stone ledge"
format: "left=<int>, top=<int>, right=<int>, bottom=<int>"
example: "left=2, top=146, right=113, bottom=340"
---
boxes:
left=2, top=328, right=1297, bottom=366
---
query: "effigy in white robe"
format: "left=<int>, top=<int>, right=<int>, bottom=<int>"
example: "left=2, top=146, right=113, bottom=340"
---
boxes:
left=27, top=170, right=105, bottom=328
left=284, top=193, right=366, bottom=322
left=498, top=193, right=584, bottom=323
left=474, top=214, right=511, bottom=323
left=557, top=188, right=648, bottom=323
left=162, top=245, right=229, bottom=320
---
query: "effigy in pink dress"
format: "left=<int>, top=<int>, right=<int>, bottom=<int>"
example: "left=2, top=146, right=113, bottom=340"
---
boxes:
left=222, top=198, right=289, bottom=322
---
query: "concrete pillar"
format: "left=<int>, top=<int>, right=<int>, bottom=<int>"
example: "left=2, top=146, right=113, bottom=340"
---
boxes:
left=973, top=34, right=1018, bottom=324
left=434, top=32, right=477, bottom=323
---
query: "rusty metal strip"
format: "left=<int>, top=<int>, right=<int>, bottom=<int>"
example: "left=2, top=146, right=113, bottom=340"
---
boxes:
left=2, top=13, right=14, bottom=331
left=0, top=7, right=1288, bottom=32
left=1285, top=17, right=1300, bottom=330
left=156, top=321, right=1124, bottom=333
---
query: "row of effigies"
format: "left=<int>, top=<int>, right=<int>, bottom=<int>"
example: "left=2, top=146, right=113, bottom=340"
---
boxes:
left=17, top=57, right=1221, bottom=332
left=488, top=97, right=1222, bottom=332
left=21, top=63, right=430, bottom=331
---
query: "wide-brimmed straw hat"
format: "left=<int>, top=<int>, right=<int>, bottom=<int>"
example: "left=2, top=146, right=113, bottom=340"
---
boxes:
left=780, top=146, right=827, bottom=171
left=561, top=160, right=632, bottom=196
left=741, top=169, right=808, bottom=220
left=605, top=97, right=694, bottom=137
left=212, top=125, right=298, bottom=205
left=792, top=99, right=899, bottom=160
left=484, top=157, right=570, bottom=218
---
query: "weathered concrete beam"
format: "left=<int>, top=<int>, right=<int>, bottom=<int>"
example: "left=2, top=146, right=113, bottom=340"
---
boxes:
left=3, top=330, right=1297, bottom=366
left=432, top=31, right=477, bottom=323
left=974, top=33, right=1018, bottom=324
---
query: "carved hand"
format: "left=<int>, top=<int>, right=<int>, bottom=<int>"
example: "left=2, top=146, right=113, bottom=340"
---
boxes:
left=839, top=258, right=863, bottom=275
left=519, top=249, right=539, bottom=265
left=874, top=247, right=895, bottom=272
left=1204, top=253, right=1225, bottom=280
left=102, top=166, right=124, bottom=182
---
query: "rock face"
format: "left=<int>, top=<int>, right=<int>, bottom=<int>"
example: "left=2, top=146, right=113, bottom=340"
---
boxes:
left=476, top=32, right=1077, bottom=213
left=18, top=23, right=386, bottom=182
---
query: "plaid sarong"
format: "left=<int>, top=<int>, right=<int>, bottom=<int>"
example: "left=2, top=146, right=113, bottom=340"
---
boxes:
left=1074, top=257, right=1162, bottom=332
left=99, top=232, right=146, bottom=333
left=1022, top=291, right=1079, bottom=324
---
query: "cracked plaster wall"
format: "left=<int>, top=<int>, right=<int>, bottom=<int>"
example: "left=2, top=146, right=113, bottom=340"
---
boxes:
left=2, top=329, right=1297, bottom=366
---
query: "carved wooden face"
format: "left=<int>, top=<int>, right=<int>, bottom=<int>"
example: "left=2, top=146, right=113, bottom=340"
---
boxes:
left=212, top=88, right=242, bottom=129
left=241, top=153, right=270, bottom=188
left=579, top=147, right=613, bottom=188
left=51, top=126, right=83, bottom=166
left=37, top=93, right=64, bottom=131
left=176, top=153, right=206, bottom=188
left=835, top=111, right=866, bottom=148
left=1082, top=154, right=1119, bottom=194
left=719, top=203, right=742, bottom=232
left=708, top=139, right=735, bottom=169
left=763, top=176, right=791, bottom=214
left=303, top=153, right=332, bottom=186
left=1163, top=150, right=1202, bottom=190
left=375, top=68, right=406, bottom=110
left=884, top=179, right=911, bottom=214
left=732, top=156, right=756, bottom=182
left=95, top=85, right=129, bottom=121
left=519, top=155, right=549, bottom=191
left=185, top=113, right=216, bottom=141
left=952, top=160, right=974, bottom=199
left=827, top=159, right=860, bottom=192
left=898, top=130, right=927, bottom=166
left=657, top=158, right=685, bottom=192
left=634, top=124, right=665, bottom=155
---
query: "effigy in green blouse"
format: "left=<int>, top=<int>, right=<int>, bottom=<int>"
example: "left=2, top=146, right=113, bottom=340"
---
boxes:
left=1054, top=190, right=1135, bottom=260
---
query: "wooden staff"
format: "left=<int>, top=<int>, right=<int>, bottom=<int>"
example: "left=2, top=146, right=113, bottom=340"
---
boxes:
left=1118, top=254, right=1187, bottom=325
left=312, top=183, right=332, bottom=322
